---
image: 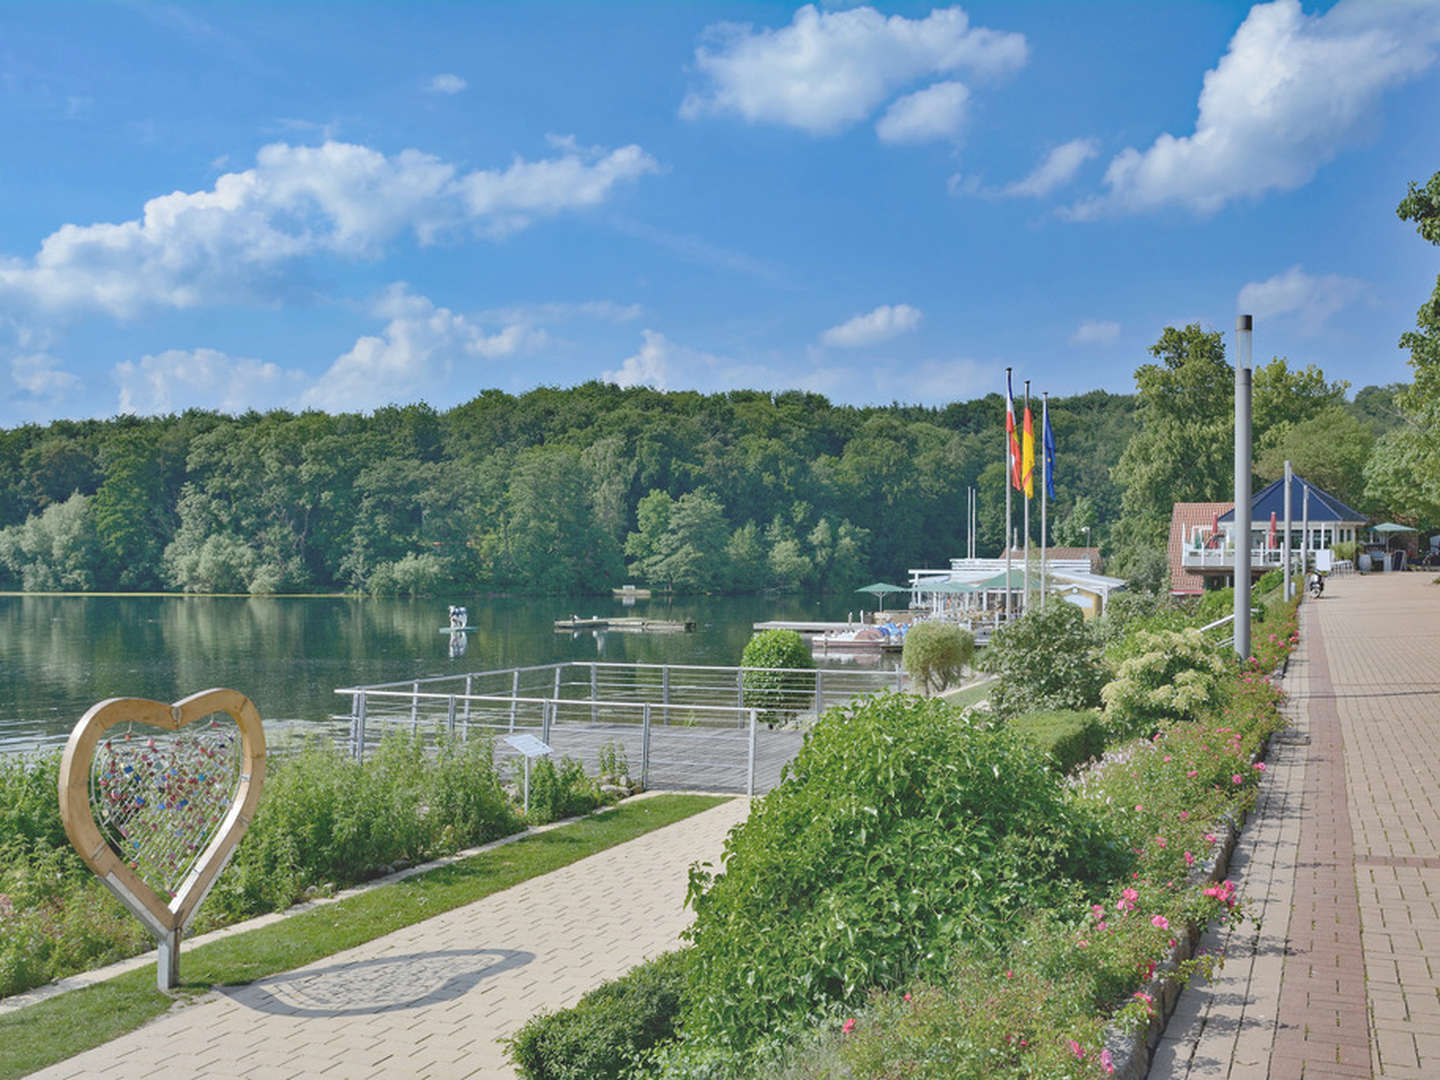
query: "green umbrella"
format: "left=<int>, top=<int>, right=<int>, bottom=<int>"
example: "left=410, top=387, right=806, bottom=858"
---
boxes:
left=856, top=582, right=908, bottom=611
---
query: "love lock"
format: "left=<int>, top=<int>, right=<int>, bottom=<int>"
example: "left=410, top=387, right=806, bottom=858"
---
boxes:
left=58, top=688, right=266, bottom=991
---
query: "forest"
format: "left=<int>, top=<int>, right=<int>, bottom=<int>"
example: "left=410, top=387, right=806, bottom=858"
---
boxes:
left=0, top=345, right=1415, bottom=596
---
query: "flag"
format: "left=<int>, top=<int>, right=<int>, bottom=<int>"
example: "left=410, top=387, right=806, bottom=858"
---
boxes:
left=1022, top=390, right=1035, bottom=498
left=1043, top=398, right=1056, bottom=501
left=1005, top=372, right=1021, bottom=491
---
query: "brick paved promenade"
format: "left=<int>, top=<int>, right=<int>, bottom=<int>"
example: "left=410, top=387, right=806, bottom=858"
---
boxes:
left=28, top=796, right=749, bottom=1079
left=1155, top=571, right=1440, bottom=1079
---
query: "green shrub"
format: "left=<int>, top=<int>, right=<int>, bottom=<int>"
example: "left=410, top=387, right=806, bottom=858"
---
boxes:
left=902, top=622, right=975, bottom=695
left=0, top=751, right=67, bottom=860
left=983, top=603, right=1106, bottom=719
left=524, top=756, right=608, bottom=825
left=506, top=949, right=688, bottom=1080
left=1195, top=586, right=1234, bottom=624
left=1100, top=628, right=1228, bottom=739
left=741, top=629, right=815, bottom=719
left=1256, top=568, right=1282, bottom=594
left=207, top=733, right=519, bottom=920
left=674, top=693, right=1121, bottom=1065
left=1008, top=709, right=1106, bottom=773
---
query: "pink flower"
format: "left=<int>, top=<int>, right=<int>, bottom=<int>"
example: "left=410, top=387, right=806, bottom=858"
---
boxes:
left=1179, top=811, right=1189, bottom=820
left=1135, top=804, right=1144, bottom=812
left=842, top=1018, right=856, bottom=1035
left=1154, top=836, right=1167, bottom=848
left=1163, top=755, right=1172, bottom=762
left=1151, top=914, right=1170, bottom=930
left=1101, top=1047, right=1116, bottom=1075
left=1117, top=887, right=1139, bottom=912
left=1184, top=851, right=1196, bottom=867
left=1254, top=762, right=1267, bottom=772
left=1205, top=832, right=1218, bottom=844
left=1232, top=774, right=1244, bottom=785
left=1186, top=770, right=1198, bottom=778
left=1069, top=1039, right=1085, bottom=1059
left=903, top=992, right=912, bottom=1002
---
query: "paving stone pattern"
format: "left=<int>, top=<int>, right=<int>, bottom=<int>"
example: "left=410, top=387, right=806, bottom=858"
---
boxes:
left=1153, top=572, right=1440, bottom=1079
left=28, top=797, right=750, bottom=1080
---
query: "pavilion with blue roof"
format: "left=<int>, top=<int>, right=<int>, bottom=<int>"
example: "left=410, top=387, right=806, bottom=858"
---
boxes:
left=1171, top=474, right=1367, bottom=592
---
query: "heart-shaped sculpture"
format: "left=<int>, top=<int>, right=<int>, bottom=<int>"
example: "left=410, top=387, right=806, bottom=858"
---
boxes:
left=58, top=688, right=266, bottom=984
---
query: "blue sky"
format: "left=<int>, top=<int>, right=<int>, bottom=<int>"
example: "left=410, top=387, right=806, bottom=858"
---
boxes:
left=3, top=0, right=1439, bottom=426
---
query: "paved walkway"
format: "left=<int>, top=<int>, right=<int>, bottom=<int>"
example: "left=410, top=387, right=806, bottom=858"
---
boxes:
left=29, top=797, right=750, bottom=1079
left=1154, top=571, right=1440, bottom=1079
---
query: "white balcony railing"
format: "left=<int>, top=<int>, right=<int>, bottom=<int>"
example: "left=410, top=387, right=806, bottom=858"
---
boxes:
left=1180, top=547, right=1291, bottom=570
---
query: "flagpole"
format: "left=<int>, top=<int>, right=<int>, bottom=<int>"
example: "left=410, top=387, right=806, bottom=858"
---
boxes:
left=1023, top=380, right=1031, bottom=613
left=1041, top=392, right=1048, bottom=609
left=1004, top=368, right=1013, bottom=622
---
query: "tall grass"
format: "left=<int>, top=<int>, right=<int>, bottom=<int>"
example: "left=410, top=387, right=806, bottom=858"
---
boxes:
left=1, top=732, right=525, bottom=999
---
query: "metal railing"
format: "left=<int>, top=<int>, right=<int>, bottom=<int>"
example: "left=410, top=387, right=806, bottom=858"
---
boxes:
left=333, top=661, right=904, bottom=795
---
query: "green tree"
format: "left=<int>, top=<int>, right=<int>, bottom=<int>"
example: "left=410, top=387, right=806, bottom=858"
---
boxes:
left=0, top=493, right=102, bottom=591
left=902, top=621, right=975, bottom=694
left=624, top=489, right=731, bottom=592
left=1256, top=406, right=1374, bottom=510
left=92, top=430, right=171, bottom=590
left=1252, top=357, right=1348, bottom=452
left=1112, top=324, right=1234, bottom=550
left=500, top=445, right=623, bottom=592
left=1367, top=169, right=1440, bottom=526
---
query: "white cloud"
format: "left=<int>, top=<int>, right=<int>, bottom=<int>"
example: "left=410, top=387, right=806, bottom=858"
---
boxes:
left=680, top=4, right=1025, bottom=135
left=1066, top=0, right=1440, bottom=218
left=1001, top=138, right=1099, bottom=197
left=303, top=285, right=548, bottom=411
left=2, top=319, right=79, bottom=405
left=108, top=287, right=553, bottom=416
left=1070, top=319, right=1120, bottom=344
left=1236, top=265, right=1366, bottom=332
left=820, top=304, right=923, bottom=348
left=426, top=73, right=467, bottom=94
left=0, top=138, right=658, bottom=317
left=115, top=348, right=305, bottom=415
left=875, top=81, right=970, bottom=144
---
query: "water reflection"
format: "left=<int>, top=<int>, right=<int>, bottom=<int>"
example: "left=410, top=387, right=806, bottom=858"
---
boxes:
left=1, top=592, right=885, bottom=752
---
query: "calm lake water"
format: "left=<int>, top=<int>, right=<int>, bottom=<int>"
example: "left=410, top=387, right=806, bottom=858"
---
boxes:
left=0, top=592, right=890, bottom=754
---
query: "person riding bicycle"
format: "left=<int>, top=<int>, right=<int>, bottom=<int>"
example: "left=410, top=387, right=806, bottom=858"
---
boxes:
left=1307, top=569, right=1324, bottom=596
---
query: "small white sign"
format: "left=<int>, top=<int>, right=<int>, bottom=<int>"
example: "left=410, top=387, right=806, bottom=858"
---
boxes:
left=504, top=734, right=553, bottom=758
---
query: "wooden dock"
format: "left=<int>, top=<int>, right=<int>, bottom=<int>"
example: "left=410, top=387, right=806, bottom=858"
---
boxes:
left=554, top=617, right=695, bottom=633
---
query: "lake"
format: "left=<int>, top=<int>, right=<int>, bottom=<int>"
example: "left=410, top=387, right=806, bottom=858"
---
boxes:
left=0, top=592, right=895, bottom=754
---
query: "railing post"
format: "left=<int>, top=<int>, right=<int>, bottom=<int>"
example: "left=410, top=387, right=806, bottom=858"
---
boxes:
left=542, top=699, right=553, bottom=745
left=736, top=668, right=744, bottom=708
left=409, top=680, right=420, bottom=732
left=641, top=704, right=651, bottom=791
left=463, top=674, right=473, bottom=724
left=896, top=666, right=903, bottom=692
left=447, top=694, right=457, bottom=737
left=353, top=691, right=368, bottom=762
left=662, top=665, right=670, bottom=707
left=510, top=670, right=520, bottom=731
left=591, top=662, right=599, bottom=724
left=746, top=708, right=759, bottom=797
left=815, top=669, right=824, bottom=712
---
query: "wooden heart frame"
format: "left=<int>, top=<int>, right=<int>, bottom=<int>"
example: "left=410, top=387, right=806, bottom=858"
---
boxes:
left=58, top=688, right=266, bottom=988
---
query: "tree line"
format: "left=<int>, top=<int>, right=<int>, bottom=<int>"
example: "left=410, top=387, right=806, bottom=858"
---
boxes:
left=3, top=169, right=1434, bottom=597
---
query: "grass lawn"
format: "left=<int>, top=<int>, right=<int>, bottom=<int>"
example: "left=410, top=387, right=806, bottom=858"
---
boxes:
left=938, top=676, right=995, bottom=711
left=0, top=793, right=728, bottom=1080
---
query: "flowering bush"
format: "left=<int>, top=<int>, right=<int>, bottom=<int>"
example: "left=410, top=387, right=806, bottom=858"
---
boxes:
left=670, top=693, right=1124, bottom=1068
left=1100, top=629, right=1227, bottom=739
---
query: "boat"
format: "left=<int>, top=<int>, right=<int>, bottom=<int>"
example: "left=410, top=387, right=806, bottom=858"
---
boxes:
left=611, top=585, right=652, bottom=599
left=812, top=625, right=905, bottom=653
